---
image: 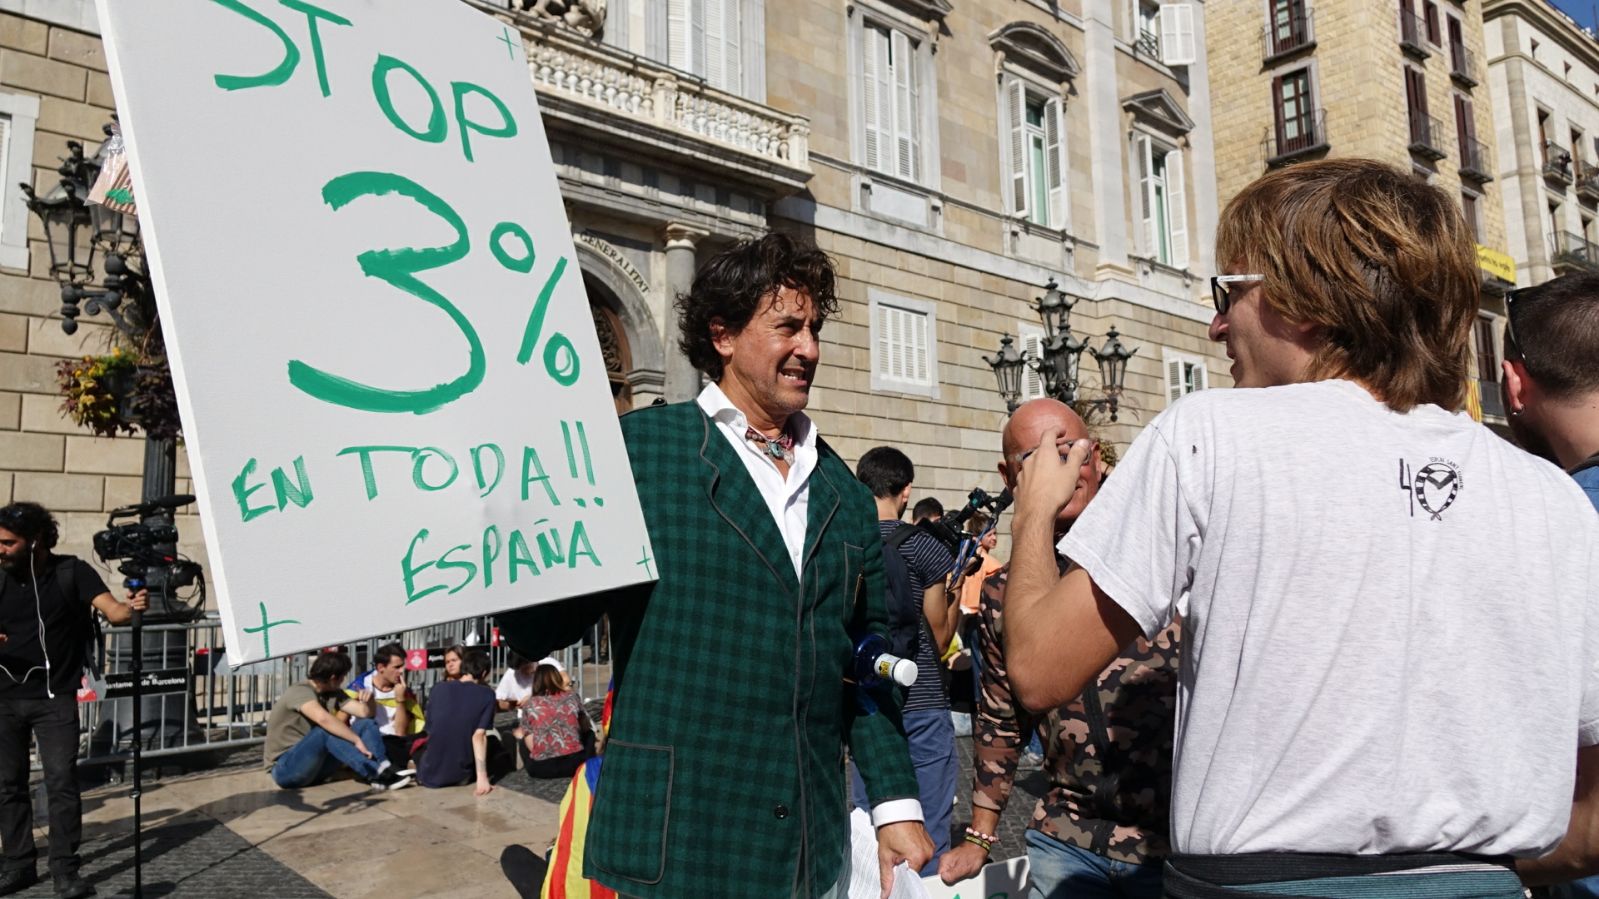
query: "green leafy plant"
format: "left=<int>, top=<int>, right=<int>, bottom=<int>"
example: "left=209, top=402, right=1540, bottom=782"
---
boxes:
left=57, top=348, right=138, bottom=438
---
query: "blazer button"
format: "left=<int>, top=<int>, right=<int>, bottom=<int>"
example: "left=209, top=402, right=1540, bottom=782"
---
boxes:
left=773, top=804, right=790, bottom=819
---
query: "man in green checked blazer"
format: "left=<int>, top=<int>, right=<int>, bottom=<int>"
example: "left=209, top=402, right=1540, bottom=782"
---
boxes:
left=498, top=233, right=932, bottom=898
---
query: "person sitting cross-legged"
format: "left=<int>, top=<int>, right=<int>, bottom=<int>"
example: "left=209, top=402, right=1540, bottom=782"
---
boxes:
left=263, top=650, right=412, bottom=791
left=415, top=649, right=499, bottom=794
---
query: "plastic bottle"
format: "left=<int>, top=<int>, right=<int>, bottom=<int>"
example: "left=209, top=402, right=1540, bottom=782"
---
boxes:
left=852, top=633, right=917, bottom=688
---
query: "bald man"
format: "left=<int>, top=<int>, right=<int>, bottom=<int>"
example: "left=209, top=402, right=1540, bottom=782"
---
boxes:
left=940, top=399, right=1179, bottom=899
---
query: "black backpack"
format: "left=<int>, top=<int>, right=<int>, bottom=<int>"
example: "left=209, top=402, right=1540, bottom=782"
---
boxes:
left=880, top=524, right=924, bottom=661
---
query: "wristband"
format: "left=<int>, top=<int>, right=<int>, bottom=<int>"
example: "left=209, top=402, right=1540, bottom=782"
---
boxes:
left=962, top=833, right=992, bottom=853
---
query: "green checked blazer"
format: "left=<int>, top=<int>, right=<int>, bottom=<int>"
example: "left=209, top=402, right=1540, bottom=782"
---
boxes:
left=498, top=401, right=919, bottom=899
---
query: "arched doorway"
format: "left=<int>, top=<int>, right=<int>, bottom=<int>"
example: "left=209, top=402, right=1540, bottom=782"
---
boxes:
left=587, top=286, right=634, bottom=415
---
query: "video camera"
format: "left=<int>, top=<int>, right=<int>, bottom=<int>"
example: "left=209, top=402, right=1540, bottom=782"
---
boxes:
left=913, top=486, right=1013, bottom=559
left=93, top=494, right=205, bottom=622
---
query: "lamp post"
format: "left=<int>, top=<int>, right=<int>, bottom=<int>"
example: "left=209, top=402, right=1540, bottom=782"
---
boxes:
left=987, top=278, right=1139, bottom=420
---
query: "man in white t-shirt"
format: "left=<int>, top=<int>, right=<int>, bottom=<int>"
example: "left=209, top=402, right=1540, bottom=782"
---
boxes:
left=345, top=643, right=419, bottom=771
left=1000, top=158, right=1599, bottom=898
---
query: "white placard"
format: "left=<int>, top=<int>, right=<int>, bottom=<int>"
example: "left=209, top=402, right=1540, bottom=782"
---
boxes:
left=97, top=0, right=656, bottom=666
left=920, top=856, right=1029, bottom=899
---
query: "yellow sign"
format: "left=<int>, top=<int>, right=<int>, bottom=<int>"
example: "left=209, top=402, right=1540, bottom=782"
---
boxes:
left=1477, top=245, right=1516, bottom=283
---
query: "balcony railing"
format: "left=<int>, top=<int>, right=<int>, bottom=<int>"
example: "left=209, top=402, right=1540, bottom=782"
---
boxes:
left=1408, top=112, right=1447, bottom=160
left=1263, top=9, right=1314, bottom=58
left=1449, top=43, right=1479, bottom=87
left=515, top=16, right=810, bottom=189
left=1553, top=231, right=1599, bottom=271
left=1578, top=160, right=1599, bottom=201
left=1459, top=134, right=1492, bottom=182
left=1476, top=378, right=1506, bottom=419
left=1399, top=8, right=1431, bottom=58
left=1137, top=28, right=1161, bottom=58
left=1544, top=141, right=1574, bottom=184
left=1262, top=108, right=1329, bottom=164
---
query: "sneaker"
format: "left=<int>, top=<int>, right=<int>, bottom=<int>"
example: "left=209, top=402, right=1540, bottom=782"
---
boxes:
left=52, top=872, right=94, bottom=899
left=0, top=868, right=36, bottom=896
left=1018, top=750, right=1045, bottom=771
left=370, top=767, right=415, bottom=792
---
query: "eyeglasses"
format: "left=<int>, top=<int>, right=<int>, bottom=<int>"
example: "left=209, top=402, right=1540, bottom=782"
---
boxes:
left=1503, top=287, right=1528, bottom=366
left=1014, top=439, right=1096, bottom=467
left=1210, top=274, right=1264, bottom=315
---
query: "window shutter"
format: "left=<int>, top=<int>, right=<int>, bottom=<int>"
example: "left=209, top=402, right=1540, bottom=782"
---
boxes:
left=911, top=309, right=928, bottom=382
left=1044, top=96, right=1066, bottom=229
left=1137, top=135, right=1156, bottom=256
left=1159, top=3, right=1196, bottom=66
left=668, top=0, right=691, bottom=71
left=1005, top=78, right=1026, bottom=217
left=1165, top=353, right=1185, bottom=405
left=1020, top=328, right=1045, bottom=400
left=862, top=26, right=888, bottom=172
left=701, top=0, right=740, bottom=93
left=875, top=302, right=892, bottom=377
left=891, top=29, right=919, bottom=182
left=1166, top=148, right=1188, bottom=269
left=1191, top=361, right=1208, bottom=391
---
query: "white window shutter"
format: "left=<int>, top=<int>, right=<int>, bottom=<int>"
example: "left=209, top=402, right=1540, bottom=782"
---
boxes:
left=1166, top=148, right=1188, bottom=269
left=1191, top=361, right=1208, bottom=391
left=875, top=302, right=891, bottom=376
left=1160, top=3, right=1197, bottom=66
left=891, top=29, right=919, bottom=182
left=1020, top=328, right=1045, bottom=400
left=1137, top=136, right=1156, bottom=257
left=703, top=0, right=740, bottom=93
left=1164, top=352, right=1184, bottom=406
left=668, top=0, right=691, bottom=71
left=1005, top=78, right=1026, bottom=218
left=862, top=27, right=887, bottom=172
left=0, top=117, right=9, bottom=244
left=1044, top=96, right=1066, bottom=229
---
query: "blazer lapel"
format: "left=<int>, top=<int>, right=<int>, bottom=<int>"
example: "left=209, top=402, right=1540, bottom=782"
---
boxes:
left=801, top=458, right=841, bottom=580
left=697, top=411, right=799, bottom=593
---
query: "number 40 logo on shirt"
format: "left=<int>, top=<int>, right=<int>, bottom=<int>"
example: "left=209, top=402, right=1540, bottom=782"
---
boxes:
left=1398, top=457, right=1464, bottom=521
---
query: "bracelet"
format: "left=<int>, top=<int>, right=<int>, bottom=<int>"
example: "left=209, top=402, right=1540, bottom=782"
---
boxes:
left=962, top=833, right=992, bottom=853
left=964, top=825, right=998, bottom=845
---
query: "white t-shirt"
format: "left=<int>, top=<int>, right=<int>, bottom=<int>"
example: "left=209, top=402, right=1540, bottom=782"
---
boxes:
left=1059, top=379, right=1599, bottom=858
left=496, top=668, right=534, bottom=705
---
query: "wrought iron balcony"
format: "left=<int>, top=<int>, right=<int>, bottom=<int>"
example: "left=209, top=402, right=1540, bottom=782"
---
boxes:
left=1459, top=134, right=1492, bottom=183
left=1262, top=108, right=1329, bottom=165
left=1137, top=28, right=1161, bottom=58
left=1553, top=231, right=1599, bottom=271
left=1544, top=141, right=1574, bottom=185
left=1578, top=159, right=1599, bottom=201
left=1263, top=9, right=1314, bottom=59
left=1408, top=112, right=1447, bottom=161
left=1399, top=8, right=1431, bottom=58
left=1449, top=42, right=1478, bottom=87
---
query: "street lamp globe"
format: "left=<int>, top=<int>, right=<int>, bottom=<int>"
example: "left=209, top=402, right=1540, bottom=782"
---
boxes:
left=1034, top=277, right=1074, bottom=338
left=1090, top=325, right=1138, bottom=420
left=983, top=333, right=1028, bottom=413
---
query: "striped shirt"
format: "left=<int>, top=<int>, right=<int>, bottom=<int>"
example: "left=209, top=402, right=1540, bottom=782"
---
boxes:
left=879, top=520, right=954, bottom=714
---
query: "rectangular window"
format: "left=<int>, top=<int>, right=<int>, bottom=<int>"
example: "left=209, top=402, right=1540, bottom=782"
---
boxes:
left=1163, top=349, right=1208, bottom=405
left=1423, top=0, right=1441, bottom=44
left=1138, top=3, right=1161, bottom=55
left=1447, top=16, right=1465, bottom=71
left=1158, top=3, right=1197, bottom=65
left=1136, top=135, right=1187, bottom=268
left=870, top=291, right=939, bottom=394
left=1461, top=190, right=1481, bottom=242
left=1474, top=315, right=1498, bottom=382
left=1004, top=78, right=1067, bottom=229
left=1270, top=0, right=1309, bottom=54
left=1405, top=66, right=1432, bottom=149
left=667, top=0, right=742, bottom=94
left=1273, top=68, right=1315, bottom=154
left=861, top=23, right=921, bottom=182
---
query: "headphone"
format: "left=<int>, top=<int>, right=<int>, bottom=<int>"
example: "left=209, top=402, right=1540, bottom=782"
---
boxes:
left=0, top=534, right=54, bottom=700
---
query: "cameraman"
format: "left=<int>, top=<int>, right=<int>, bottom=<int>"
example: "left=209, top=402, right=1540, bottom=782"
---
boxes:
left=0, top=502, right=146, bottom=899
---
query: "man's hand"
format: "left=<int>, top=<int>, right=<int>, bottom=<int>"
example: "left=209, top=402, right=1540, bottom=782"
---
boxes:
left=391, top=679, right=407, bottom=701
left=127, top=589, right=149, bottom=612
left=356, top=688, right=373, bottom=704
left=876, top=821, right=934, bottom=899
left=1014, top=428, right=1095, bottom=522
left=937, top=840, right=989, bottom=885
left=474, top=778, right=494, bottom=797
left=516, top=695, right=532, bottom=708
left=353, top=740, right=373, bottom=759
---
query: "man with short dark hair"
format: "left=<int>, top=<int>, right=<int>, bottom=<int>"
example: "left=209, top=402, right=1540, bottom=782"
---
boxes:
left=499, top=233, right=929, bottom=898
left=345, top=642, right=420, bottom=771
left=0, top=502, right=147, bottom=899
left=855, top=446, right=958, bottom=874
left=416, top=649, right=497, bottom=795
left=910, top=497, right=943, bottom=525
left=1496, top=273, right=1599, bottom=894
left=263, top=651, right=411, bottom=792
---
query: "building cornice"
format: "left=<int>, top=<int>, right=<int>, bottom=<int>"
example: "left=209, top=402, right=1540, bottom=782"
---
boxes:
left=1483, top=0, right=1599, bottom=71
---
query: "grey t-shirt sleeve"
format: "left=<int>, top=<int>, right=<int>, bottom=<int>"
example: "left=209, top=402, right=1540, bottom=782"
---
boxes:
left=1580, top=541, right=1599, bottom=747
left=1058, top=418, right=1196, bottom=641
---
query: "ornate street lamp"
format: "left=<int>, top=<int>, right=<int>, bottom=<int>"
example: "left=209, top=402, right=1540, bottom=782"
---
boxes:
left=986, top=277, right=1140, bottom=420
left=982, top=334, right=1028, bottom=414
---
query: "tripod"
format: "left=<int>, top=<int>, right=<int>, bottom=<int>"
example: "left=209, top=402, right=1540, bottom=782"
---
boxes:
left=122, top=580, right=147, bottom=899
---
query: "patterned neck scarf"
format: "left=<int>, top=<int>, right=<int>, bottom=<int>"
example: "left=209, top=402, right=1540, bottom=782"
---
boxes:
left=744, top=427, right=795, bottom=464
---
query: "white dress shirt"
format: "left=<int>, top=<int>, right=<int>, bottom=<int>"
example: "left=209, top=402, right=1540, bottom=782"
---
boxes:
left=695, top=384, right=922, bottom=828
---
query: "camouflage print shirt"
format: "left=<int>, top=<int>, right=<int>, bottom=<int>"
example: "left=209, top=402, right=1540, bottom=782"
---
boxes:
left=972, top=559, right=1180, bottom=864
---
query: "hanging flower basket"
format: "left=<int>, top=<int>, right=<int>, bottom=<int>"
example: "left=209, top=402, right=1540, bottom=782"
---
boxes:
left=56, top=348, right=182, bottom=441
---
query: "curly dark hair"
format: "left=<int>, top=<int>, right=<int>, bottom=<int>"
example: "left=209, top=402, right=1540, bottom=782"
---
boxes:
left=675, top=232, right=839, bottom=381
left=0, top=502, right=58, bottom=551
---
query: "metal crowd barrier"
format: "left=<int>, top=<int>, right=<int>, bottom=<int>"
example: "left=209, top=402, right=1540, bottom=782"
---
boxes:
left=61, top=613, right=611, bottom=769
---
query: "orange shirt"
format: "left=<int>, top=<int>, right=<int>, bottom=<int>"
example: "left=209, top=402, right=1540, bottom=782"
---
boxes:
left=958, top=550, right=1005, bottom=615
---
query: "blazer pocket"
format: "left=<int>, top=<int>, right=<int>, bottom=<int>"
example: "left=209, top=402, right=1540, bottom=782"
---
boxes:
left=589, top=739, right=675, bottom=885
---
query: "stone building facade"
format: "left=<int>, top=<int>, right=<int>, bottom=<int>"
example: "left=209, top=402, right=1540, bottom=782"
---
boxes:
left=0, top=0, right=1229, bottom=571
left=1206, top=0, right=1516, bottom=425
left=1483, top=0, right=1599, bottom=289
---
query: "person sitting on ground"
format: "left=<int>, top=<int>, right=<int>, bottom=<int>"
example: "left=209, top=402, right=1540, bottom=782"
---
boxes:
left=263, top=650, right=411, bottom=791
left=415, top=649, right=498, bottom=795
left=343, top=642, right=424, bottom=772
left=496, top=652, right=536, bottom=714
left=520, top=663, right=595, bottom=779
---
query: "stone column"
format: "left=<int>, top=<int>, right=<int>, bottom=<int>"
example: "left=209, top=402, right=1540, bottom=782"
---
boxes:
left=663, top=223, right=708, bottom=403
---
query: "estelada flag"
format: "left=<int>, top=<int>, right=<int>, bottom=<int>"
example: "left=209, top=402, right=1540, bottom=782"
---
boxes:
left=541, top=681, right=616, bottom=899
